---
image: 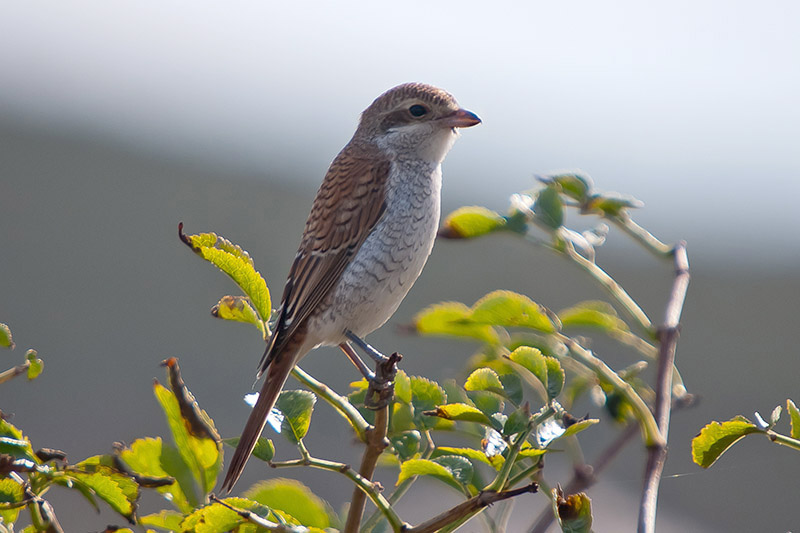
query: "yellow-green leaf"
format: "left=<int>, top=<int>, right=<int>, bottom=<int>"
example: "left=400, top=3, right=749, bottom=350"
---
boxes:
left=0, top=323, right=14, bottom=349
left=139, top=510, right=184, bottom=532
left=275, top=390, right=316, bottom=444
left=61, top=469, right=136, bottom=520
left=397, top=458, right=460, bottom=491
left=0, top=419, right=37, bottom=464
left=561, top=418, right=600, bottom=438
left=554, top=489, right=593, bottom=533
left=25, top=350, right=43, bottom=380
left=464, top=368, right=504, bottom=395
left=558, top=301, right=629, bottom=333
left=533, top=185, right=564, bottom=229
left=245, top=478, right=335, bottom=529
left=223, top=436, right=275, bottom=463
left=414, top=302, right=499, bottom=343
left=508, top=346, right=564, bottom=400
left=0, top=478, right=24, bottom=524
left=119, top=437, right=193, bottom=513
left=788, top=399, right=800, bottom=439
left=211, top=295, right=265, bottom=335
left=692, top=416, right=761, bottom=468
left=435, top=446, right=504, bottom=469
left=181, top=497, right=272, bottom=533
left=427, top=403, right=494, bottom=426
left=439, top=206, right=506, bottom=239
left=180, top=225, right=271, bottom=322
left=410, top=377, right=448, bottom=431
left=470, top=290, right=558, bottom=333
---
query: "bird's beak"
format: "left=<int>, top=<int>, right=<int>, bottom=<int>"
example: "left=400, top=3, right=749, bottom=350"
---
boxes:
left=440, top=108, right=482, bottom=128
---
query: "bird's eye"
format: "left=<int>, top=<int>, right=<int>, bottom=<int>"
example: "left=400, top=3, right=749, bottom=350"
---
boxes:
left=408, top=104, right=428, bottom=118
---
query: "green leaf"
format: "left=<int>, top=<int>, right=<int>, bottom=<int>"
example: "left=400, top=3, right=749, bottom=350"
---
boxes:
left=558, top=301, right=629, bottom=333
left=464, top=368, right=504, bottom=395
left=139, top=510, right=184, bottom=532
left=119, top=437, right=193, bottom=512
left=153, top=381, right=221, bottom=495
left=533, top=185, right=564, bottom=229
left=0, top=419, right=37, bottom=464
left=25, top=350, right=43, bottom=380
left=0, top=323, right=14, bottom=349
left=585, top=193, right=643, bottom=216
left=211, top=295, right=264, bottom=331
left=410, top=377, right=448, bottom=431
left=397, top=459, right=461, bottom=491
left=518, top=447, right=548, bottom=459
left=61, top=468, right=137, bottom=520
left=427, top=403, right=494, bottom=426
left=223, top=436, right=275, bottom=463
left=434, top=446, right=504, bottom=469
left=390, top=431, right=421, bottom=462
left=439, top=206, right=506, bottom=239
left=181, top=497, right=272, bottom=533
left=395, top=370, right=412, bottom=404
left=0, top=478, right=24, bottom=524
left=508, top=346, right=565, bottom=400
left=543, top=172, right=594, bottom=202
left=433, top=455, right=474, bottom=486
left=414, top=302, right=499, bottom=343
left=179, top=225, right=271, bottom=321
left=787, top=399, right=800, bottom=439
left=498, top=373, right=523, bottom=406
left=245, top=478, right=335, bottom=528
left=554, top=489, right=593, bottom=533
left=470, top=290, right=558, bottom=333
left=503, top=405, right=531, bottom=437
left=466, top=391, right=504, bottom=425
left=561, top=418, right=600, bottom=438
left=692, top=416, right=761, bottom=468
left=275, top=390, right=316, bottom=444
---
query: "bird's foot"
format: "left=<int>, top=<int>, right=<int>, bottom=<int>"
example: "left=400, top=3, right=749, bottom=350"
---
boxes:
left=364, top=351, right=402, bottom=410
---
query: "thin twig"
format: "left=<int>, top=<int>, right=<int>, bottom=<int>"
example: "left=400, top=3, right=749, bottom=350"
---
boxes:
left=638, top=241, right=690, bottom=533
left=0, top=361, right=30, bottom=384
left=210, top=494, right=309, bottom=532
left=345, top=407, right=390, bottom=532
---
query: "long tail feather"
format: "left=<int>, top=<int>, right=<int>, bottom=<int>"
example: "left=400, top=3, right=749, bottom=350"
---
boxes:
left=220, top=350, right=299, bottom=493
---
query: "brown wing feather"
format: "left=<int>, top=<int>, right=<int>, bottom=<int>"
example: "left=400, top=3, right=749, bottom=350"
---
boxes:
left=258, top=143, right=390, bottom=375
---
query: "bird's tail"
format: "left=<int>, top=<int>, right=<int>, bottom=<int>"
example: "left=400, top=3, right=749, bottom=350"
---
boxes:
left=220, top=346, right=301, bottom=493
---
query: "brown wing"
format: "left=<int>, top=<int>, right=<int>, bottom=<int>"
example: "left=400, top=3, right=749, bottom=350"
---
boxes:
left=258, top=143, right=390, bottom=375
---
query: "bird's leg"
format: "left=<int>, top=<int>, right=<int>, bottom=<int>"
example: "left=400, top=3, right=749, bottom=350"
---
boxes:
left=345, top=330, right=390, bottom=364
left=342, top=331, right=402, bottom=410
left=339, top=342, right=376, bottom=381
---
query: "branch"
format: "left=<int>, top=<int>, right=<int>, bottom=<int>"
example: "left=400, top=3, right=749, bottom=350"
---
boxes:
left=638, top=241, right=690, bottom=533
left=0, top=361, right=30, bottom=384
left=209, top=494, right=309, bottom=532
left=404, top=484, right=538, bottom=533
left=344, top=352, right=400, bottom=533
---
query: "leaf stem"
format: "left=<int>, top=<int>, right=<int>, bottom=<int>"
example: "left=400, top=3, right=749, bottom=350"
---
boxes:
left=766, top=430, right=800, bottom=451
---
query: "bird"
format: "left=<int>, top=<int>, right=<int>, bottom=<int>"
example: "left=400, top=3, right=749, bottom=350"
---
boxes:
left=221, top=82, right=481, bottom=492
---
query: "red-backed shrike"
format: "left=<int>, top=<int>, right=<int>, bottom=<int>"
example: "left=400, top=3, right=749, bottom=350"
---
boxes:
left=222, top=83, right=480, bottom=492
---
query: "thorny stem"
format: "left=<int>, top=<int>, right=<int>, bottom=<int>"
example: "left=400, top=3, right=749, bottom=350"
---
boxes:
left=638, top=241, right=690, bottom=533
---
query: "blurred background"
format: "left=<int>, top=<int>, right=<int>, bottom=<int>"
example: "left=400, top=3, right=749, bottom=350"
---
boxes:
left=2, top=1, right=799, bottom=531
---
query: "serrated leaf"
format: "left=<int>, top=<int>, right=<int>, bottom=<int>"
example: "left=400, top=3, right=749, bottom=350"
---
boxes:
left=395, top=370, right=412, bottom=404
left=433, top=455, right=473, bottom=486
left=275, top=390, right=316, bottom=444
left=397, top=459, right=461, bottom=491
left=179, top=225, right=271, bottom=321
left=391, top=402, right=415, bottom=433
left=692, top=416, right=761, bottom=468
left=466, top=391, right=505, bottom=425
left=414, top=302, right=499, bottom=343
left=0, top=478, right=24, bottom=524
left=153, top=381, right=221, bottom=495
left=470, top=290, right=558, bottom=333
left=464, top=368, right=504, bottom=395
left=533, top=185, right=564, bottom=229
left=561, top=418, right=600, bottom=438
left=25, top=350, right=43, bottom=380
left=0, top=323, right=14, bottom=349
left=558, top=301, right=629, bottom=333
left=518, top=447, right=548, bottom=459
left=245, top=478, right=335, bottom=529
left=787, top=399, right=800, bottom=439
left=211, top=295, right=264, bottom=331
left=410, top=377, right=448, bottom=431
left=223, top=436, right=275, bottom=463
left=508, top=346, right=564, bottom=400
left=61, top=468, right=136, bottom=520
left=181, top=497, right=272, bottom=533
left=139, top=510, right=184, bottom=532
left=119, top=437, right=193, bottom=512
left=427, top=403, right=494, bottom=426
left=439, top=206, right=506, bottom=239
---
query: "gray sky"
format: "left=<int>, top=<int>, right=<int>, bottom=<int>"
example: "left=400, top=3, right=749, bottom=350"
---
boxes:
left=2, top=0, right=798, bottom=263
